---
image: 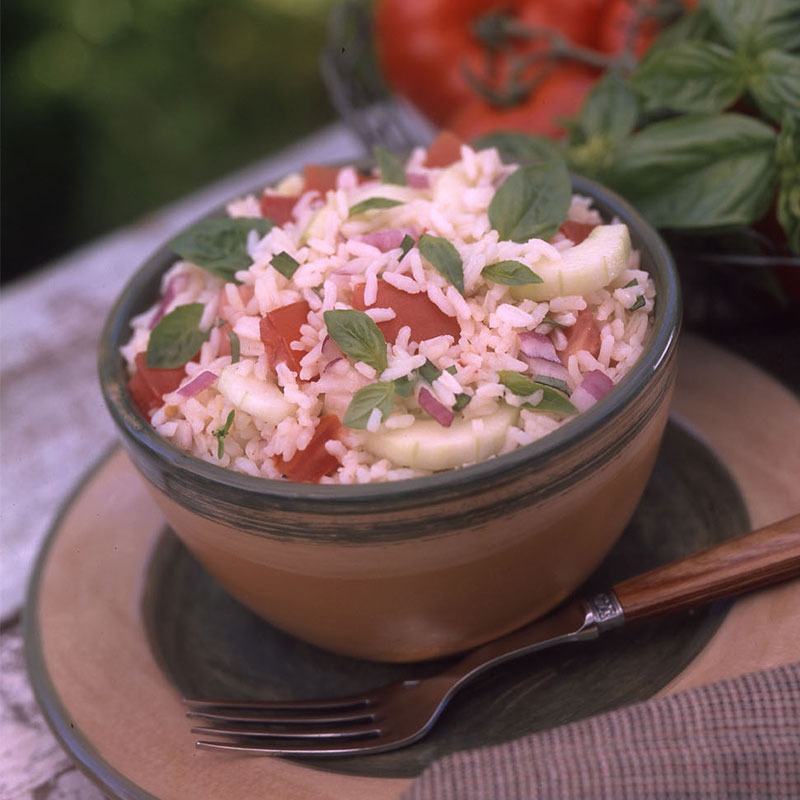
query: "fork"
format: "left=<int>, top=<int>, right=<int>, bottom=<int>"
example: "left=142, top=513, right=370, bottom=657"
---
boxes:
left=184, top=512, right=800, bottom=757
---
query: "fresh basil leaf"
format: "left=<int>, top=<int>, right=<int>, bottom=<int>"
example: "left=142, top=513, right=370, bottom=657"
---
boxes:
left=348, top=197, right=404, bottom=217
left=498, top=370, right=577, bottom=414
left=471, top=132, right=565, bottom=165
left=374, top=146, right=407, bottom=186
left=400, top=233, right=415, bottom=259
left=488, top=160, right=571, bottom=243
left=146, top=303, right=210, bottom=369
left=524, top=386, right=579, bottom=415
left=228, top=331, right=240, bottom=363
left=776, top=115, right=800, bottom=254
left=453, top=393, right=471, bottom=411
left=571, top=72, right=638, bottom=146
left=392, top=374, right=416, bottom=397
left=645, top=6, right=720, bottom=55
left=532, top=374, right=570, bottom=394
left=417, top=358, right=442, bottom=384
left=170, top=218, right=273, bottom=283
left=323, top=309, right=388, bottom=373
left=270, top=251, right=300, bottom=280
left=748, top=50, right=800, bottom=125
left=212, top=410, right=235, bottom=458
left=497, top=370, right=538, bottom=396
left=343, top=382, right=395, bottom=429
left=630, top=41, right=746, bottom=115
left=418, top=234, right=465, bottom=293
left=481, top=260, right=543, bottom=286
left=705, top=0, right=800, bottom=54
left=606, top=113, right=778, bottom=228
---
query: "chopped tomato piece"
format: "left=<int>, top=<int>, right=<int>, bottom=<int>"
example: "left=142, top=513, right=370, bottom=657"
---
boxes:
left=559, top=220, right=596, bottom=245
left=275, top=414, right=341, bottom=483
left=352, top=280, right=460, bottom=344
left=259, top=300, right=310, bottom=374
left=259, top=193, right=299, bottom=225
left=128, top=352, right=186, bottom=416
left=423, top=130, right=465, bottom=168
left=304, top=164, right=341, bottom=194
left=561, top=309, right=601, bottom=362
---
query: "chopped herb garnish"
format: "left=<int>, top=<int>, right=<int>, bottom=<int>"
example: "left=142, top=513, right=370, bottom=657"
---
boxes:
left=348, top=197, right=404, bottom=217
left=445, top=365, right=457, bottom=375
left=393, top=374, right=416, bottom=397
left=270, top=251, right=300, bottom=280
left=532, top=374, right=570, bottom=394
left=453, top=393, right=471, bottom=411
left=488, top=160, right=571, bottom=243
left=374, top=146, right=406, bottom=185
left=343, top=381, right=395, bottom=429
left=418, top=358, right=442, bottom=384
left=212, top=410, right=235, bottom=458
left=170, top=218, right=274, bottom=284
left=498, top=370, right=578, bottom=415
left=323, top=309, right=388, bottom=373
left=399, top=233, right=415, bottom=259
left=228, top=331, right=240, bottom=363
left=481, top=260, right=543, bottom=286
left=217, top=318, right=228, bottom=328
left=624, top=279, right=638, bottom=287
left=146, top=303, right=210, bottom=369
left=624, top=279, right=646, bottom=310
left=418, top=233, right=465, bottom=293
left=541, top=315, right=567, bottom=328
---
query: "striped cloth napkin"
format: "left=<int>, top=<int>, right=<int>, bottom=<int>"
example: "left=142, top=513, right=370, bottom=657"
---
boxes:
left=401, top=662, right=800, bottom=800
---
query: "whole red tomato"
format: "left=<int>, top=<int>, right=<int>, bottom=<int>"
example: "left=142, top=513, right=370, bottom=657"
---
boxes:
left=375, top=0, right=608, bottom=126
left=447, top=62, right=600, bottom=141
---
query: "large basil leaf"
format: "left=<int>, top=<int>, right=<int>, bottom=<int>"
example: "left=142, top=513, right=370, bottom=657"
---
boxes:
left=747, top=50, right=800, bottom=125
left=776, top=116, right=800, bottom=254
left=572, top=72, right=638, bottom=145
left=343, top=381, right=396, bottom=429
left=630, top=41, right=746, bottom=114
left=645, top=6, right=720, bottom=55
left=146, top=303, right=210, bottom=369
left=170, top=218, right=273, bottom=283
left=705, top=0, right=800, bottom=54
left=417, top=234, right=464, bottom=293
left=488, top=159, right=571, bottom=243
left=606, top=114, right=778, bottom=228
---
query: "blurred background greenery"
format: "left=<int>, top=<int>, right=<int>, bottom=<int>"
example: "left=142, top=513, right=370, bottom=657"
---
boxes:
left=2, top=0, right=339, bottom=283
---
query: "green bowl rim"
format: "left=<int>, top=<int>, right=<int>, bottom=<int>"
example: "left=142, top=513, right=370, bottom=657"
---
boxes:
left=98, top=172, right=681, bottom=503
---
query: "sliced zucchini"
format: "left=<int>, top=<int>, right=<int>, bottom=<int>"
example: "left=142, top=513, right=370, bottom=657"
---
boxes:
left=511, top=224, right=631, bottom=301
left=217, top=366, right=297, bottom=425
left=362, top=403, right=519, bottom=471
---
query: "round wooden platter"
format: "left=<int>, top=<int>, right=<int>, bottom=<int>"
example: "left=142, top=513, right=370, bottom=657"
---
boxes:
left=25, top=335, right=800, bottom=800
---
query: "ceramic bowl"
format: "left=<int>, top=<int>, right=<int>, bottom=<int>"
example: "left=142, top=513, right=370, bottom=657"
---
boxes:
left=99, top=173, right=681, bottom=663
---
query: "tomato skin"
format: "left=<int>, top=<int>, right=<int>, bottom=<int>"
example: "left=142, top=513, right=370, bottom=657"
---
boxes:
left=448, top=62, right=599, bottom=141
left=423, top=130, right=466, bottom=168
left=561, top=309, right=601, bottom=361
left=259, top=193, right=299, bottom=225
left=352, top=281, right=460, bottom=344
left=275, top=414, right=342, bottom=483
left=559, top=220, right=597, bottom=244
left=128, top=351, right=186, bottom=416
left=259, top=300, right=310, bottom=374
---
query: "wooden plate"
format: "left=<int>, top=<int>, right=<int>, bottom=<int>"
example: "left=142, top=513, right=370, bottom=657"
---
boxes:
left=25, top=336, right=800, bottom=800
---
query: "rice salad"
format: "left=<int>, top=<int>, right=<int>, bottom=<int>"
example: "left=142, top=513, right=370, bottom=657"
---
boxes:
left=122, top=133, right=655, bottom=484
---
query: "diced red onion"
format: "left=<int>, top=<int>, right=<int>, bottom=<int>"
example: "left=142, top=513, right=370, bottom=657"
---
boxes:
left=320, top=335, right=344, bottom=370
left=518, top=331, right=558, bottom=362
left=418, top=387, right=454, bottom=427
left=149, top=275, right=186, bottom=330
left=523, top=356, right=570, bottom=383
left=571, top=370, right=613, bottom=412
left=359, top=227, right=418, bottom=253
left=406, top=172, right=430, bottom=189
left=322, top=356, right=343, bottom=373
left=177, top=370, right=216, bottom=397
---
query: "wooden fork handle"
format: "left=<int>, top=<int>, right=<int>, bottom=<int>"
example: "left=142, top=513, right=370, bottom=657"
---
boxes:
left=612, top=513, right=800, bottom=625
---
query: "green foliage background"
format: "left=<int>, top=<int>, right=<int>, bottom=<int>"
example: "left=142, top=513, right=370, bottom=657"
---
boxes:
left=2, top=0, right=338, bottom=282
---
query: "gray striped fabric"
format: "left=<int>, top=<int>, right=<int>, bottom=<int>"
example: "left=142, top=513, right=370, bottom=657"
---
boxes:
left=401, top=662, right=800, bottom=800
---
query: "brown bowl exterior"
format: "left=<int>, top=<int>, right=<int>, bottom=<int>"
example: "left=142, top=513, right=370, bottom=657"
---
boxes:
left=99, top=174, right=681, bottom=662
